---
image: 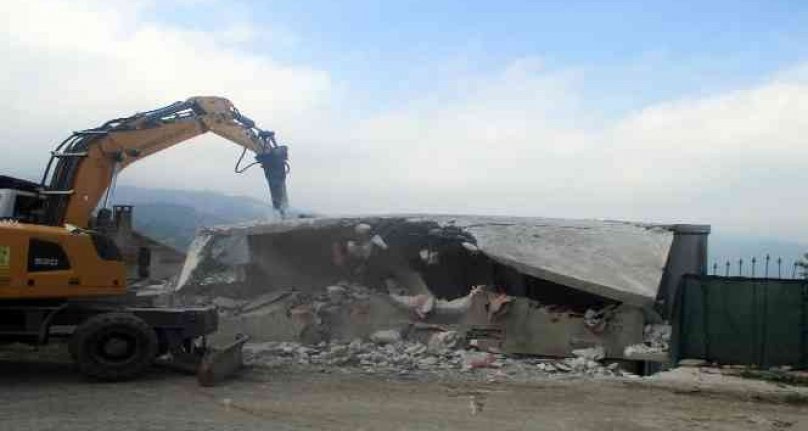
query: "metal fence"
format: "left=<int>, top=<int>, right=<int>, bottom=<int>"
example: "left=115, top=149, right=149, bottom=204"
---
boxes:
left=710, top=255, right=807, bottom=279
left=672, top=275, right=808, bottom=368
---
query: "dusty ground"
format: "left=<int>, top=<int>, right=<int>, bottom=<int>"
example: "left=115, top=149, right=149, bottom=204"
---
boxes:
left=0, top=348, right=806, bottom=431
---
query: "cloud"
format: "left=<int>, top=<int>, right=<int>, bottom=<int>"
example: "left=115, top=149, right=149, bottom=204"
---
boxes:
left=1, top=0, right=807, bottom=242
left=0, top=0, right=331, bottom=189
left=305, top=61, right=808, bottom=242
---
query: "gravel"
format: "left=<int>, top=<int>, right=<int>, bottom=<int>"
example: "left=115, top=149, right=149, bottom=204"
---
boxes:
left=242, top=338, right=638, bottom=381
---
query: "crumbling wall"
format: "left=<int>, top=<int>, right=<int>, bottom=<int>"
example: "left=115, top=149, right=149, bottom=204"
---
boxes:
left=176, top=215, right=688, bottom=360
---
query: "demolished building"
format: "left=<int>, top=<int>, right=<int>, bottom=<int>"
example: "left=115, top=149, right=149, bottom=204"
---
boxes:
left=174, top=215, right=709, bottom=364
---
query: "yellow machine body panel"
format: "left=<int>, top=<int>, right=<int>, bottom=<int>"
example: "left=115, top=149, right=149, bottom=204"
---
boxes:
left=0, top=222, right=126, bottom=299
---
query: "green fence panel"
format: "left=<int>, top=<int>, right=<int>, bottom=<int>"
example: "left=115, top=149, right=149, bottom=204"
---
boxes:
left=675, top=276, right=808, bottom=368
left=760, top=281, right=805, bottom=367
left=705, top=278, right=759, bottom=365
left=676, top=276, right=706, bottom=359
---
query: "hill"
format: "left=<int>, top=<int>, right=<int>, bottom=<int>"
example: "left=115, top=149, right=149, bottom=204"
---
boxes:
left=109, top=185, right=275, bottom=250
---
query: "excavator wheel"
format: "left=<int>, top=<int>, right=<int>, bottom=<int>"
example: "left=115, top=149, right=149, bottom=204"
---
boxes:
left=70, top=312, right=158, bottom=381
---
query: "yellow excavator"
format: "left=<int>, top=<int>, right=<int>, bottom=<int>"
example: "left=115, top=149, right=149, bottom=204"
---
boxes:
left=0, top=96, right=289, bottom=383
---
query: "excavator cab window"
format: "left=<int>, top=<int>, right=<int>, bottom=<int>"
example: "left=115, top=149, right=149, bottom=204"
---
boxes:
left=13, top=193, right=43, bottom=223
left=27, top=239, right=71, bottom=272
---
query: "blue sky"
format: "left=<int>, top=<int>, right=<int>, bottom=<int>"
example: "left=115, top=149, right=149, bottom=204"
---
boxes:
left=2, top=0, right=808, bottom=243
left=157, top=0, right=808, bottom=114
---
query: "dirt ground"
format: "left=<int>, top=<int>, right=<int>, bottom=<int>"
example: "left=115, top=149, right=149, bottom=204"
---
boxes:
left=1, top=350, right=806, bottom=431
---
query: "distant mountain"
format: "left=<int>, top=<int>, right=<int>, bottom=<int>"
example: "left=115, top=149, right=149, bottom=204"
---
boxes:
left=109, top=185, right=275, bottom=250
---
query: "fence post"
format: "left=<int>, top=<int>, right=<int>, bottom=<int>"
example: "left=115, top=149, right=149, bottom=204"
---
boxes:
left=765, top=254, right=770, bottom=278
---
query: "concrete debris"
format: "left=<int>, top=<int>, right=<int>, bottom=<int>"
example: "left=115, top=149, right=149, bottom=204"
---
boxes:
left=487, top=292, right=512, bottom=321
left=326, top=285, right=348, bottom=302
left=644, top=324, right=671, bottom=350
left=434, top=292, right=476, bottom=315
left=370, top=234, right=388, bottom=250
left=387, top=286, right=487, bottom=321
left=427, top=331, right=460, bottom=352
left=184, top=279, right=647, bottom=362
left=583, top=307, right=617, bottom=334
left=571, top=345, right=605, bottom=361
left=462, top=352, right=497, bottom=370
left=536, top=362, right=555, bottom=372
left=370, top=329, right=402, bottom=345
left=242, top=339, right=637, bottom=381
left=345, top=224, right=387, bottom=261
left=623, top=323, right=671, bottom=360
left=624, top=343, right=666, bottom=357
left=389, top=293, right=435, bottom=319
left=554, top=361, right=572, bottom=372
left=175, top=215, right=676, bottom=360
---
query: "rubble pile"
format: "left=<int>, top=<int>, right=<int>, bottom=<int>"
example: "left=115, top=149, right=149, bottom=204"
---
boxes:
left=623, top=323, right=671, bottom=360
left=242, top=335, right=639, bottom=380
left=172, top=216, right=695, bottom=365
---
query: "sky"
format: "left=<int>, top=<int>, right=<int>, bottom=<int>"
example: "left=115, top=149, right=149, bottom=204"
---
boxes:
left=2, top=0, right=808, bottom=243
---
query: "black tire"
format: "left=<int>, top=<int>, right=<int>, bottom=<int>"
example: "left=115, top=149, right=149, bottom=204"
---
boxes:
left=70, top=312, right=158, bottom=381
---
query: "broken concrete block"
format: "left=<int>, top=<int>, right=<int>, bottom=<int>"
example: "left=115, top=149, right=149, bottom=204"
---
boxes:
left=419, top=356, right=439, bottom=367
left=327, top=344, right=349, bottom=357
left=623, top=343, right=669, bottom=362
left=405, top=342, right=428, bottom=356
left=370, top=329, right=402, bottom=345
left=537, top=362, right=557, bottom=372
left=427, top=331, right=460, bottom=352
left=462, top=352, right=496, bottom=370
left=554, top=361, right=572, bottom=372
left=324, top=285, right=351, bottom=305
left=370, top=234, right=388, bottom=250
left=388, top=293, right=436, bottom=319
left=179, top=215, right=698, bottom=363
left=487, top=293, right=512, bottom=321
left=571, top=345, right=605, bottom=361
left=644, top=324, right=671, bottom=349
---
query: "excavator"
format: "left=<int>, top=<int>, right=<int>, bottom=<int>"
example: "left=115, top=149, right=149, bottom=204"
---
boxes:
left=0, top=96, right=289, bottom=383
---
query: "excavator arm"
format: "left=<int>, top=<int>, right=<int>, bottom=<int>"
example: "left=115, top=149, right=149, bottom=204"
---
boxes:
left=39, top=96, right=289, bottom=228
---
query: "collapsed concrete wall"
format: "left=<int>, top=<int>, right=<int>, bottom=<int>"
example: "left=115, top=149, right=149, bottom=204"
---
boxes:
left=175, top=215, right=708, bottom=360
